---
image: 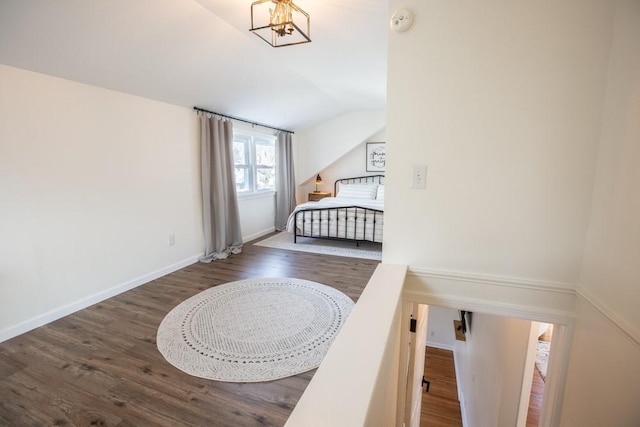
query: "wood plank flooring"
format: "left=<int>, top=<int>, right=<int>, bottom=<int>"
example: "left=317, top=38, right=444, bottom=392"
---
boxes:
left=526, top=364, right=545, bottom=427
left=0, top=234, right=379, bottom=427
left=420, top=347, right=463, bottom=427
left=418, top=331, right=551, bottom=427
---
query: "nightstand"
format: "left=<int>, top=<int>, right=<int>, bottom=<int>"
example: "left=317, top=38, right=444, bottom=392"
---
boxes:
left=308, top=191, right=331, bottom=202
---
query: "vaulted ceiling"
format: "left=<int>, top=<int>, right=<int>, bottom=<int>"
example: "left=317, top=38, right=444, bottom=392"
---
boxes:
left=0, top=0, right=388, bottom=131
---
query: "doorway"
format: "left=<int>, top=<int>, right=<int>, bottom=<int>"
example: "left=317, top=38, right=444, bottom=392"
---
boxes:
left=407, top=306, right=568, bottom=427
left=525, top=323, right=553, bottom=426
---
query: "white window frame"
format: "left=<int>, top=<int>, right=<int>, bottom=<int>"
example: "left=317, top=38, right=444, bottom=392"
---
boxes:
left=233, top=128, right=276, bottom=197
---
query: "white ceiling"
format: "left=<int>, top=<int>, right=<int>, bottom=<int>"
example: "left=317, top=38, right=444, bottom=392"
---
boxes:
left=0, top=0, right=388, bottom=131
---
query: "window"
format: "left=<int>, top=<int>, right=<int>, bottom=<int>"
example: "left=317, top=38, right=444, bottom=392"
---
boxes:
left=233, top=130, right=276, bottom=194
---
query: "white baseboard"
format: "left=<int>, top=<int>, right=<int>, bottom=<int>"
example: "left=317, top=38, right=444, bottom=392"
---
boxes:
left=0, top=254, right=202, bottom=343
left=243, top=227, right=275, bottom=243
left=452, top=349, right=468, bottom=427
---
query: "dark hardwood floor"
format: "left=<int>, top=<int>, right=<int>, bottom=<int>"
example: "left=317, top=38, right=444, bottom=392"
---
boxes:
left=526, top=365, right=545, bottom=427
left=419, top=328, right=550, bottom=427
left=420, top=347, right=463, bottom=427
left=0, top=234, right=379, bottom=426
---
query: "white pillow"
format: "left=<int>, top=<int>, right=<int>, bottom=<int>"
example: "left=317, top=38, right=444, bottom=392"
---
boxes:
left=376, top=185, right=385, bottom=201
left=337, top=183, right=379, bottom=199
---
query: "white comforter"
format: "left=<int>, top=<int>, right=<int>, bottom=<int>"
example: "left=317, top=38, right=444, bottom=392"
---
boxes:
left=286, top=197, right=384, bottom=242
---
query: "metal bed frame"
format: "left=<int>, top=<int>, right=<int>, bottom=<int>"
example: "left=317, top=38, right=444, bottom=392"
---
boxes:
left=294, top=175, right=384, bottom=245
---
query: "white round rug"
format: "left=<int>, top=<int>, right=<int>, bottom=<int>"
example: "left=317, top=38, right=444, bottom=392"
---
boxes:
left=156, top=277, right=354, bottom=382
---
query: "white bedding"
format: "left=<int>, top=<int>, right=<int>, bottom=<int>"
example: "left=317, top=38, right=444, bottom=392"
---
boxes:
left=286, top=197, right=384, bottom=243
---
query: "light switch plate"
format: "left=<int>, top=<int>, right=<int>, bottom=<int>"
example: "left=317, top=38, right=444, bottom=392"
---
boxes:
left=411, top=164, right=427, bottom=189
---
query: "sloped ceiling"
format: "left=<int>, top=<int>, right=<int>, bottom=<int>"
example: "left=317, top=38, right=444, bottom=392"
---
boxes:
left=0, top=0, right=388, bottom=131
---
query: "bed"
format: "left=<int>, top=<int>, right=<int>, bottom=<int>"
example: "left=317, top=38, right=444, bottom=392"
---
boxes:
left=286, top=175, right=385, bottom=244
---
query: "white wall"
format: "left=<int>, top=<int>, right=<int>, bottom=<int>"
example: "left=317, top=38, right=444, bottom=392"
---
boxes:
left=295, top=110, right=385, bottom=202
left=384, top=2, right=640, bottom=423
left=561, top=0, right=640, bottom=424
left=576, top=0, right=640, bottom=343
left=302, top=129, right=386, bottom=198
left=0, top=65, right=203, bottom=340
left=454, top=312, right=531, bottom=427
left=385, top=0, right=613, bottom=284
left=560, top=300, right=640, bottom=425
left=238, top=193, right=276, bottom=242
left=497, top=317, right=533, bottom=427
left=426, top=305, right=458, bottom=350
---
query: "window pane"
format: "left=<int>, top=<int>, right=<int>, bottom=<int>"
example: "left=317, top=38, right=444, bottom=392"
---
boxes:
left=255, top=140, right=275, bottom=166
left=235, top=167, right=249, bottom=192
left=232, top=131, right=276, bottom=194
left=233, top=140, right=248, bottom=166
left=256, top=167, right=275, bottom=191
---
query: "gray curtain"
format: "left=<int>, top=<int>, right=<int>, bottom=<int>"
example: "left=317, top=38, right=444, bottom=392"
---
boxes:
left=199, top=113, right=243, bottom=262
left=275, top=131, right=296, bottom=231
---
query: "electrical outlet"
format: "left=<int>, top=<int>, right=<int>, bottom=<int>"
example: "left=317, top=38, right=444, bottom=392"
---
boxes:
left=411, top=164, right=427, bottom=189
left=168, top=233, right=175, bottom=246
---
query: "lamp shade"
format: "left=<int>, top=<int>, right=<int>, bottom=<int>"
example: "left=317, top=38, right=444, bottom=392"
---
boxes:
left=315, top=174, right=323, bottom=185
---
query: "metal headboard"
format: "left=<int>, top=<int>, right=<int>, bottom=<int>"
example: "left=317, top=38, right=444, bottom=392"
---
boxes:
left=334, top=175, right=385, bottom=196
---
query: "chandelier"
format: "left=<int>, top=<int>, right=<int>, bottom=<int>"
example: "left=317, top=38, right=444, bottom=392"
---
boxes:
left=250, top=0, right=311, bottom=47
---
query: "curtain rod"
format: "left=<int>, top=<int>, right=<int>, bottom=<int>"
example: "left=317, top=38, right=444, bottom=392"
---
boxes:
left=193, top=107, right=294, bottom=134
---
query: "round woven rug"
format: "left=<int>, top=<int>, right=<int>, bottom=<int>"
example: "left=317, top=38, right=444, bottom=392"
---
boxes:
left=156, top=277, right=354, bottom=382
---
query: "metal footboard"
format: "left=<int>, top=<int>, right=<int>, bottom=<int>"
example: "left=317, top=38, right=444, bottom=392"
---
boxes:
left=293, top=206, right=383, bottom=245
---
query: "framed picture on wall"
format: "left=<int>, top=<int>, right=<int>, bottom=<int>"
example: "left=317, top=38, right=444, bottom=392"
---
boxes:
left=366, top=142, right=386, bottom=172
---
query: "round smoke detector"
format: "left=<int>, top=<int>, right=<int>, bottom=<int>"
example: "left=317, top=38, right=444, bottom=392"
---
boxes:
left=390, top=8, right=414, bottom=33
